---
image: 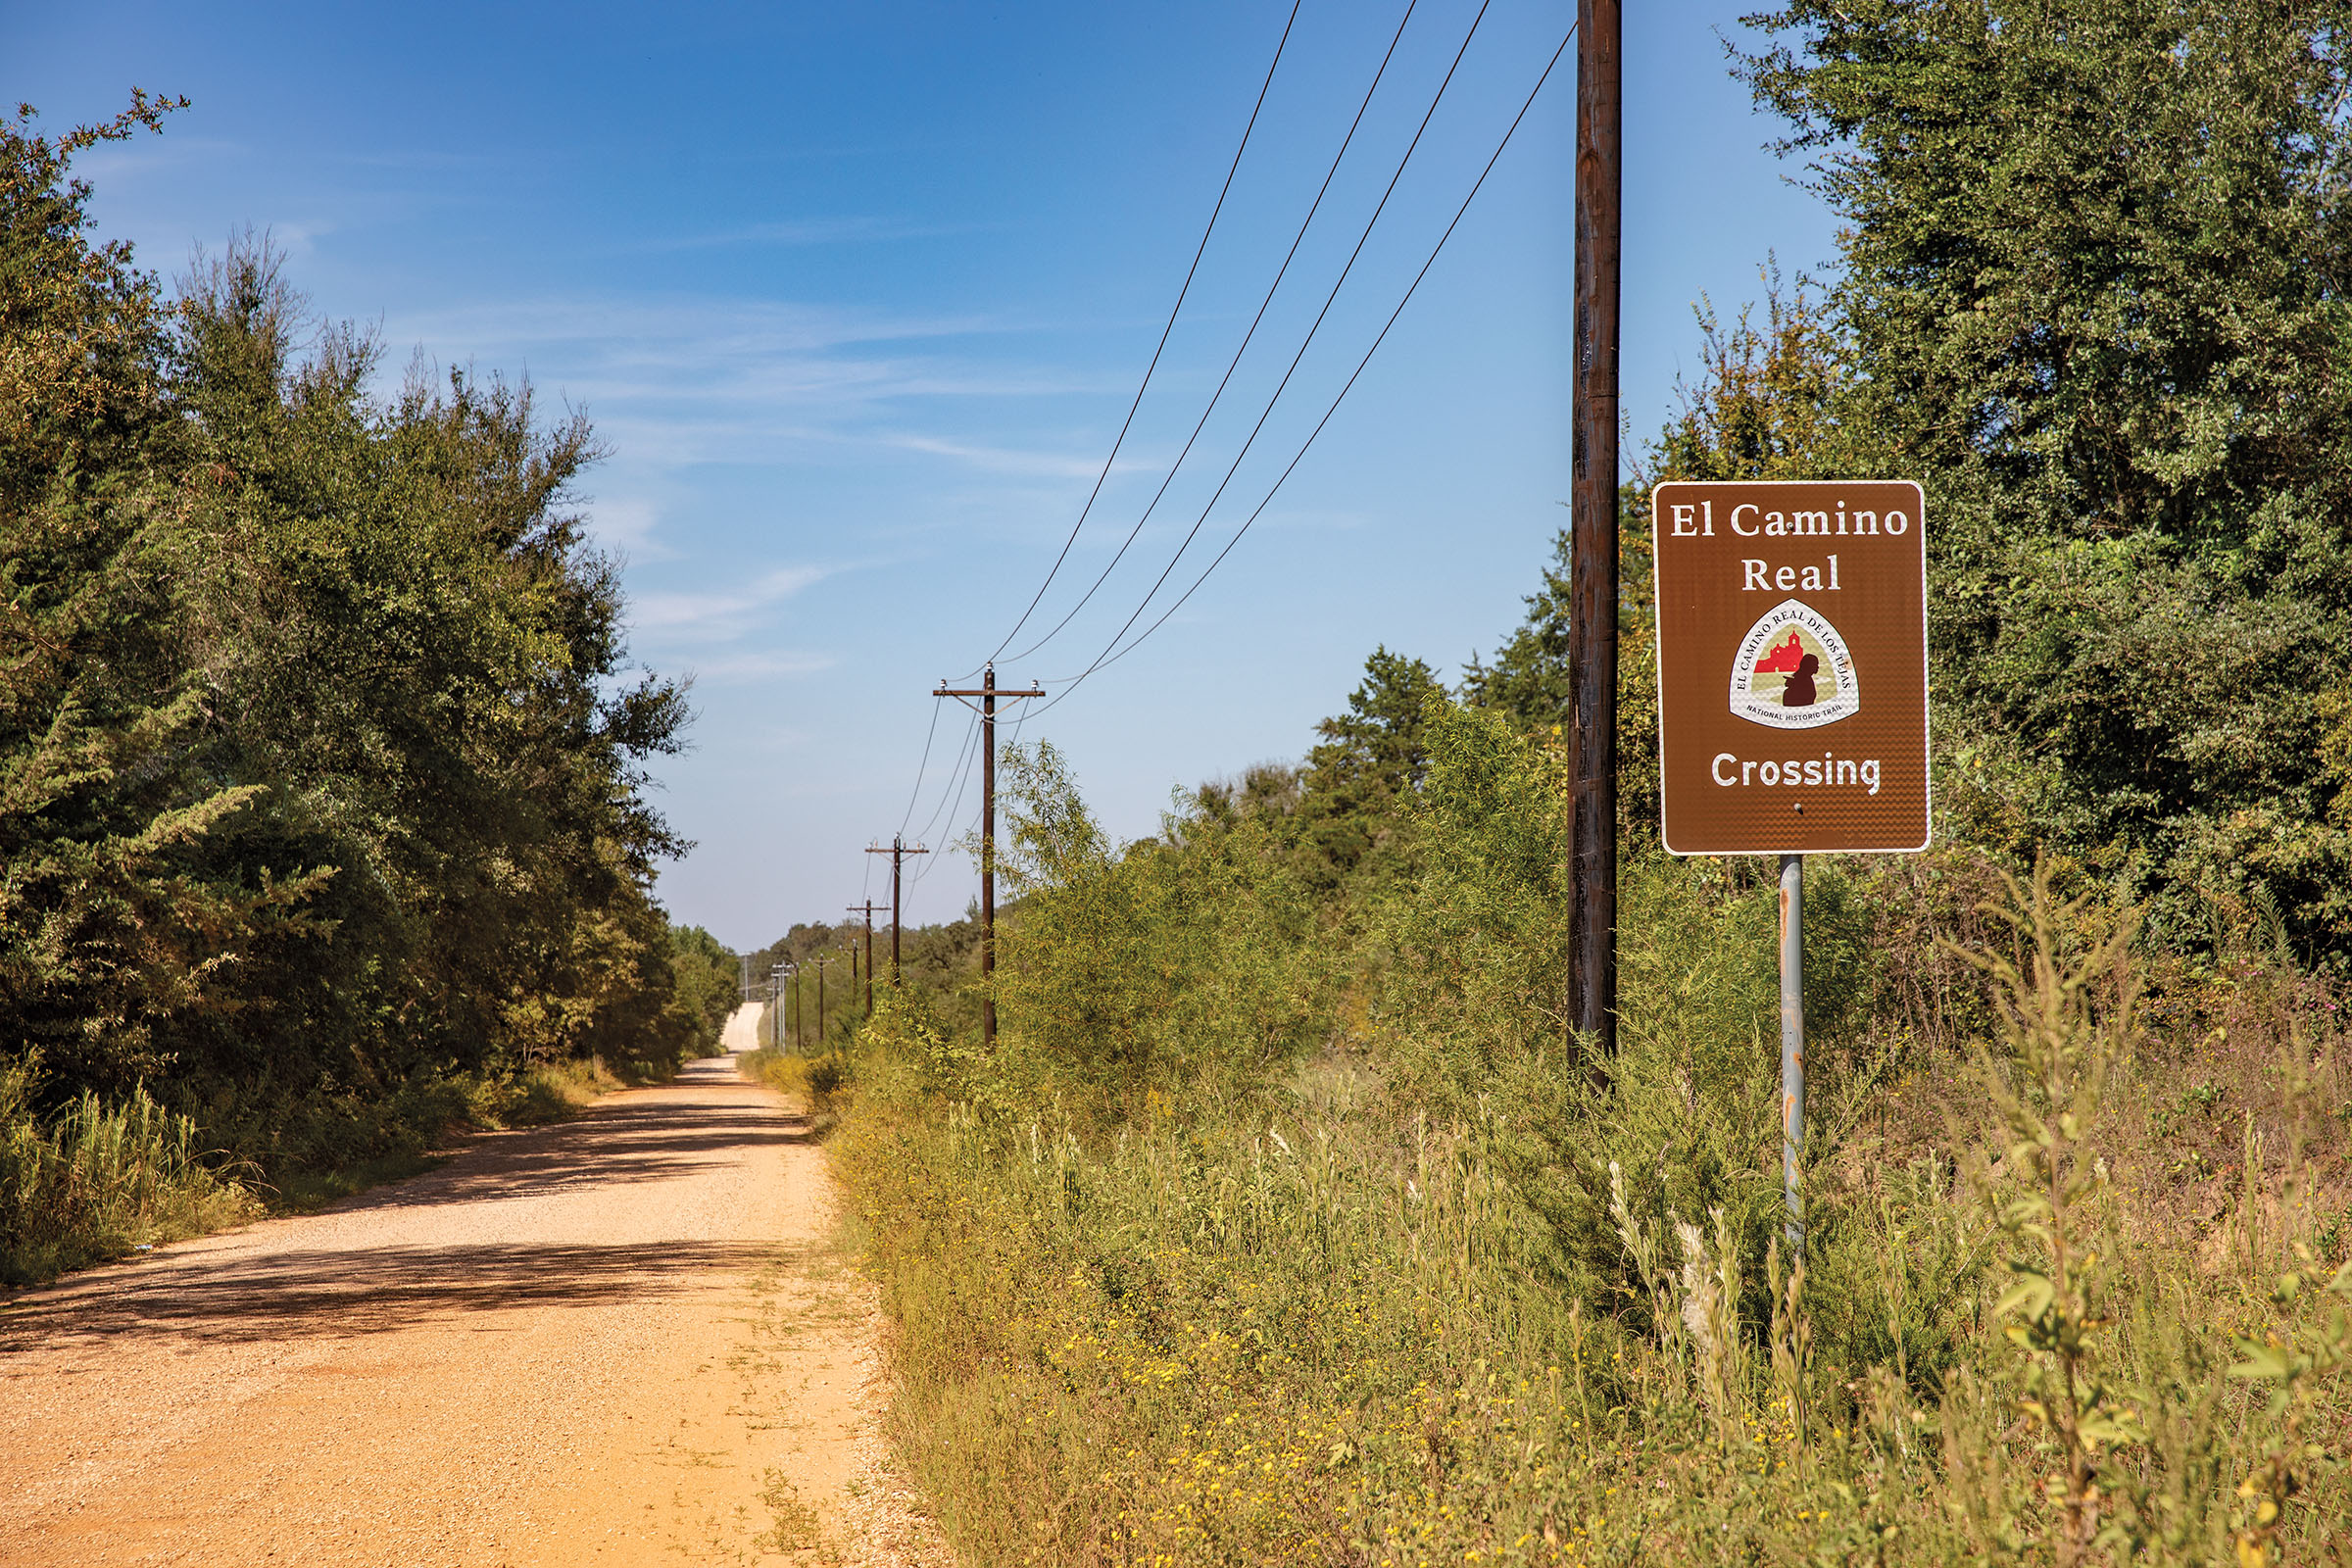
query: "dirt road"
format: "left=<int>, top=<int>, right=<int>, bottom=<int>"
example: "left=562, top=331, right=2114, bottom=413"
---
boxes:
left=0, top=1005, right=942, bottom=1567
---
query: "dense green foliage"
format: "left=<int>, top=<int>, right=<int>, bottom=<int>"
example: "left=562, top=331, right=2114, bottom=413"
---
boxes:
left=1, top=104, right=727, bottom=1273
left=989, top=740, right=1327, bottom=1116
left=1295, top=647, right=1444, bottom=891
left=1737, top=0, right=2352, bottom=956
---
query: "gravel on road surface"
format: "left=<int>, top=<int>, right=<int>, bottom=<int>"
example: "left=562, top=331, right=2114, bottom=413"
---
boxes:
left=0, top=1004, right=948, bottom=1567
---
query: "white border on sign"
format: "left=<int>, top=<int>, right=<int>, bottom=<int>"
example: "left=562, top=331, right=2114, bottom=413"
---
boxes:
left=1649, top=479, right=1933, bottom=857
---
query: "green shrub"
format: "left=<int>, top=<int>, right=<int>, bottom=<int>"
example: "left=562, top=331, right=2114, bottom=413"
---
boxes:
left=989, top=741, right=1330, bottom=1123
left=0, top=1055, right=260, bottom=1284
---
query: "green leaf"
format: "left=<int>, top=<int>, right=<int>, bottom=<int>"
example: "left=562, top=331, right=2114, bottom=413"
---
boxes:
left=1997, top=1274, right=2056, bottom=1321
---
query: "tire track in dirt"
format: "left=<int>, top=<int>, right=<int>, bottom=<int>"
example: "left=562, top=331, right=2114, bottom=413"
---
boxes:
left=0, top=1004, right=948, bottom=1567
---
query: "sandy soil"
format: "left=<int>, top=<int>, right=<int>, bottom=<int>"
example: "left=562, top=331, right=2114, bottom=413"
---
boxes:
left=0, top=1004, right=949, bottom=1568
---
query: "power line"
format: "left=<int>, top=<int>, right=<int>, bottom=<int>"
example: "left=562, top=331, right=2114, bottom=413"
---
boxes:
left=1003, top=0, right=1424, bottom=669
left=1025, top=19, right=1577, bottom=719
left=909, top=730, right=983, bottom=887
left=908, top=708, right=983, bottom=852
left=970, top=0, right=1305, bottom=677
left=1039, top=0, right=1498, bottom=692
left=895, top=693, right=947, bottom=840
left=932, top=669, right=1042, bottom=1049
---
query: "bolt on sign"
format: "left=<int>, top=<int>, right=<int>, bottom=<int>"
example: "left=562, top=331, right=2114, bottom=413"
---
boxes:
left=1650, top=480, right=1930, bottom=855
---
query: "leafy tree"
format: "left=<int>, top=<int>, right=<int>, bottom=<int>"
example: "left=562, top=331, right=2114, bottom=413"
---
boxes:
left=1739, top=0, right=2352, bottom=955
left=1463, top=484, right=1661, bottom=837
left=1186, top=761, right=1303, bottom=831
left=992, top=740, right=1325, bottom=1118
left=159, top=236, right=698, bottom=1088
left=1297, top=646, right=1445, bottom=890
left=4, top=109, right=707, bottom=1155
left=0, top=98, right=310, bottom=1094
left=1647, top=272, right=1860, bottom=486
left=670, top=924, right=743, bottom=1049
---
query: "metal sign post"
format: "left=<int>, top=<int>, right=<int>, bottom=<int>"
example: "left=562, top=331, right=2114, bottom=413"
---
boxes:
left=1651, top=479, right=1931, bottom=1244
left=1779, top=853, right=1804, bottom=1243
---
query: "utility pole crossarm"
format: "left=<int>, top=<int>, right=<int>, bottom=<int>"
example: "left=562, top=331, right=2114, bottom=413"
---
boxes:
left=928, top=664, right=1039, bottom=1054
left=847, top=901, right=887, bottom=1018
left=864, top=838, right=928, bottom=987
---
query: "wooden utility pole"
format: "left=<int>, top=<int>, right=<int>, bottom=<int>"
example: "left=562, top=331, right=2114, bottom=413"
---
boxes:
left=816, top=956, right=826, bottom=1049
left=864, top=838, right=929, bottom=985
left=1570, top=0, right=1622, bottom=1059
left=932, top=663, right=1043, bottom=1051
left=846, top=902, right=887, bottom=1018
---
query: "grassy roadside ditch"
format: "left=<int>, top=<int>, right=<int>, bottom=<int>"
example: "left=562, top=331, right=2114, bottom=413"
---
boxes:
left=742, top=1045, right=850, bottom=1132
left=827, top=866, right=2352, bottom=1566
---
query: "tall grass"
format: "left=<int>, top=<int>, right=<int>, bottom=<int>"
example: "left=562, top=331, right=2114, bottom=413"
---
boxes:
left=743, top=1044, right=849, bottom=1131
left=0, top=1059, right=261, bottom=1285
left=836, top=906, right=2352, bottom=1562
left=831, top=710, right=2352, bottom=1565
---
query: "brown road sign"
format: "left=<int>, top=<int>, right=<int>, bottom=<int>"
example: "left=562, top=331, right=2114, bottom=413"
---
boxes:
left=1651, top=480, right=1930, bottom=855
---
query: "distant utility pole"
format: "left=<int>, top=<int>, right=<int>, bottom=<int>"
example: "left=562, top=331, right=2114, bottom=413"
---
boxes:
left=1570, top=0, right=1622, bottom=1061
left=769, top=963, right=785, bottom=1048
left=815, top=956, right=826, bottom=1050
left=933, top=663, right=1043, bottom=1051
left=739, top=953, right=752, bottom=1004
left=863, top=837, right=929, bottom=986
left=846, top=902, right=887, bottom=1018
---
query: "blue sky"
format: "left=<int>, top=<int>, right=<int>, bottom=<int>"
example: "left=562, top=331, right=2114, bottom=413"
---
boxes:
left=11, top=1, right=1838, bottom=948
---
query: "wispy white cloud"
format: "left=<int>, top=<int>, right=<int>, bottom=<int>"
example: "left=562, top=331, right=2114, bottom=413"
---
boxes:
left=683, top=651, right=841, bottom=681
left=378, top=293, right=1120, bottom=478
left=633, top=564, right=836, bottom=641
left=388, top=295, right=1008, bottom=360
left=583, top=495, right=670, bottom=559
left=71, top=135, right=248, bottom=183
left=879, top=432, right=1130, bottom=480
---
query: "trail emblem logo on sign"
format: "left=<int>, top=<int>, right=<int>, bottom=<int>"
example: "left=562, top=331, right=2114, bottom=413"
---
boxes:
left=1730, top=600, right=1857, bottom=729
left=1651, top=479, right=1930, bottom=855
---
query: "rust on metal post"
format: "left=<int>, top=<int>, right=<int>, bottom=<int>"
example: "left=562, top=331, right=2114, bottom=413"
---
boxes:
left=1570, top=0, right=1623, bottom=1058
